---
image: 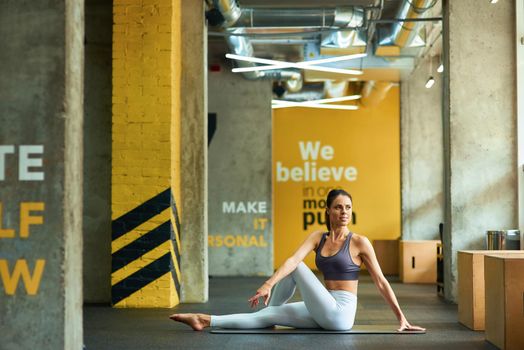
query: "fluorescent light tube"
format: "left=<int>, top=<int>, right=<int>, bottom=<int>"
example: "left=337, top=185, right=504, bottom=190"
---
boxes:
left=226, top=53, right=364, bottom=75
left=272, top=103, right=359, bottom=110
left=272, top=99, right=359, bottom=110
left=312, top=95, right=361, bottom=103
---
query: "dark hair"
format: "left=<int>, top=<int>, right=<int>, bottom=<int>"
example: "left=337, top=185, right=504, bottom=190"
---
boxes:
left=325, top=189, right=352, bottom=231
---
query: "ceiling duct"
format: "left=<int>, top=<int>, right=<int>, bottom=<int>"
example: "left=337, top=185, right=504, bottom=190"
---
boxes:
left=230, top=7, right=364, bottom=29
left=210, top=0, right=366, bottom=90
left=212, top=0, right=242, bottom=28
left=360, top=81, right=393, bottom=107
left=376, top=0, right=435, bottom=56
left=361, top=0, right=434, bottom=107
left=224, top=28, right=302, bottom=85
left=276, top=82, right=325, bottom=102
left=212, top=0, right=302, bottom=86
left=324, top=80, right=349, bottom=98
left=321, top=30, right=367, bottom=55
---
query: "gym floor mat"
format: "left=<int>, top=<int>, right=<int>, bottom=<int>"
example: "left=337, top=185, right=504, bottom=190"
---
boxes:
left=211, top=325, right=426, bottom=334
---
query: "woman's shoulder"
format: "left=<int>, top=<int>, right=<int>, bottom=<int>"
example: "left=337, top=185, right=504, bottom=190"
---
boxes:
left=309, top=230, right=327, bottom=239
left=350, top=232, right=372, bottom=247
left=307, top=230, right=327, bottom=244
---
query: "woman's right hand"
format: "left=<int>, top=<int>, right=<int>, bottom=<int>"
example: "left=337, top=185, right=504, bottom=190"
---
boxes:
left=398, top=318, right=426, bottom=332
left=248, top=282, right=272, bottom=308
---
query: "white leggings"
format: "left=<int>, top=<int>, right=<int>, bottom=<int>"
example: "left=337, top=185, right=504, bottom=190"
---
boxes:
left=210, top=262, right=357, bottom=330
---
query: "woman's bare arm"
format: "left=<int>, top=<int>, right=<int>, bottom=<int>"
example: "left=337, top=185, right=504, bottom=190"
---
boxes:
left=356, top=236, right=425, bottom=331
left=248, top=230, right=323, bottom=307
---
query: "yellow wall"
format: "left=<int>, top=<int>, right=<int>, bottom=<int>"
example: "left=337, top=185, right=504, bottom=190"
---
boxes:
left=273, top=87, right=401, bottom=269
left=112, top=0, right=181, bottom=308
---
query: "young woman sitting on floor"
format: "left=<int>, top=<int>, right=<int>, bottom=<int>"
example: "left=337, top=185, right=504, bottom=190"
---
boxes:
left=170, top=189, right=425, bottom=332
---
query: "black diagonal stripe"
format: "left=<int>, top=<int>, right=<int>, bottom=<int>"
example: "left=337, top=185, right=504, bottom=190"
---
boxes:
left=112, top=221, right=170, bottom=272
left=170, top=224, right=182, bottom=271
left=169, top=214, right=181, bottom=297
left=170, top=258, right=181, bottom=297
left=111, top=253, right=171, bottom=305
left=170, top=192, right=181, bottom=239
left=112, top=189, right=170, bottom=240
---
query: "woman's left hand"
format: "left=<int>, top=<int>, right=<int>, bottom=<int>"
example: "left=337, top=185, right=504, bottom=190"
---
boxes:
left=248, top=283, right=272, bottom=308
left=398, top=318, right=426, bottom=332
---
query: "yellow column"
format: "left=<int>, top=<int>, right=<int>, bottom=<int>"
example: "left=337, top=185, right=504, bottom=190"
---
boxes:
left=111, top=0, right=181, bottom=308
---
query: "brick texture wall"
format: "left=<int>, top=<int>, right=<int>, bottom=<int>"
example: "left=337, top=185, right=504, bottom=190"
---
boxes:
left=111, top=0, right=181, bottom=308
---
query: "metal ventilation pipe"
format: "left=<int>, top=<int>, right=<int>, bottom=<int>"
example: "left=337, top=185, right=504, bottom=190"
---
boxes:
left=379, top=0, right=435, bottom=47
left=324, top=80, right=348, bottom=98
left=213, top=0, right=364, bottom=88
left=360, top=81, right=394, bottom=107
left=224, top=29, right=262, bottom=80
left=214, top=0, right=302, bottom=86
left=363, top=0, right=433, bottom=107
left=224, top=28, right=302, bottom=85
left=213, top=0, right=242, bottom=28
left=233, top=7, right=364, bottom=29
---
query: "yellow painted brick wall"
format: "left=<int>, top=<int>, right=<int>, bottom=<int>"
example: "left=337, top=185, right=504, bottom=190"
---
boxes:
left=171, top=0, right=181, bottom=220
left=170, top=0, right=182, bottom=308
left=111, top=0, right=181, bottom=308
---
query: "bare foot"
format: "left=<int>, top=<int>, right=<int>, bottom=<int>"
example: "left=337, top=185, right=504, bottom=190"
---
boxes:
left=169, top=313, right=210, bottom=331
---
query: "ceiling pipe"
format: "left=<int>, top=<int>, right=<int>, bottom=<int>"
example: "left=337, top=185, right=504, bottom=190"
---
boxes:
left=213, top=0, right=242, bottom=28
left=212, top=1, right=303, bottom=86
left=224, top=28, right=302, bottom=84
left=232, top=7, right=364, bottom=29
left=365, top=0, right=384, bottom=52
left=324, top=80, right=349, bottom=99
left=360, top=81, right=393, bottom=107
left=362, top=0, right=433, bottom=107
left=320, top=29, right=367, bottom=55
left=394, top=0, right=436, bottom=48
left=276, top=83, right=325, bottom=102
left=318, top=1, right=383, bottom=57
left=209, top=1, right=365, bottom=30
left=378, top=0, right=435, bottom=47
left=211, top=0, right=366, bottom=90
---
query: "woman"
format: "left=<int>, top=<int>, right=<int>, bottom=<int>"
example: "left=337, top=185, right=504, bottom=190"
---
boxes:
left=170, top=189, right=425, bottom=332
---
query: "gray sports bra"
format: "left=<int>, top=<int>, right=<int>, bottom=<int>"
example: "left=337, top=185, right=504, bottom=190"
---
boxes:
left=315, top=232, right=360, bottom=281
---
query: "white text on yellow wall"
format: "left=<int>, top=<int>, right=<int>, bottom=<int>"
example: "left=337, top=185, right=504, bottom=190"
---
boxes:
left=276, top=141, right=357, bottom=182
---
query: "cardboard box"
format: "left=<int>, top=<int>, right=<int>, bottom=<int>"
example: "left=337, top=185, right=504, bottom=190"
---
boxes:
left=458, top=251, right=524, bottom=331
left=399, top=240, right=440, bottom=283
left=372, top=239, right=399, bottom=275
left=485, top=255, right=524, bottom=350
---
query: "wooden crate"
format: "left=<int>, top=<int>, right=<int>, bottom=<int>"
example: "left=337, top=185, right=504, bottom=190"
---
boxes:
left=372, top=239, right=399, bottom=275
left=485, top=255, right=524, bottom=350
left=458, top=251, right=524, bottom=330
left=399, top=240, right=440, bottom=283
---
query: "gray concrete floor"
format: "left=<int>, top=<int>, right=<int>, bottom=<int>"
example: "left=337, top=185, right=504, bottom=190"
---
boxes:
left=84, top=274, right=496, bottom=349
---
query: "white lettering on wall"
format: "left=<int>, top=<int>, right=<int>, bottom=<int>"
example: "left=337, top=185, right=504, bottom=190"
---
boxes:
left=0, top=146, right=15, bottom=181
left=19, top=146, right=44, bottom=181
left=0, top=145, right=44, bottom=181
left=222, top=201, right=267, bottom=214
left=277, top=141, right=357, bottom=182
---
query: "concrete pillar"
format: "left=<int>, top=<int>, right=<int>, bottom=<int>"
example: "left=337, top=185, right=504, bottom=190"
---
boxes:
left=83, top=0, right=112, bottom=303
left=180, top=0, right=208, bottom=302
left=401, top=54, right=444, bottom=241
left=208, top=65, right=273, bottom=276
left=0, top=0, right=84, bottom=348
left=443, top=0, right=517, bottom=301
